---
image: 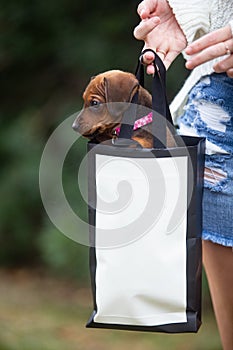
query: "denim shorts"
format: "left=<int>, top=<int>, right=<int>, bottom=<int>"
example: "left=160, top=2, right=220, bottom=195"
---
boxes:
left=178, top=73, right=233, bottom=247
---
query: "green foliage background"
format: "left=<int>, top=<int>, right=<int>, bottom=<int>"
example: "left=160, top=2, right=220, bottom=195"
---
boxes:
left=0, top=0, right=189, bottom=281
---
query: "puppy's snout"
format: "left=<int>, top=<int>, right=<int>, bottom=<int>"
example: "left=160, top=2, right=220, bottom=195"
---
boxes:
left=72, top=112, right=83, bottom=132
left=72, top=116, right=92, bottom=135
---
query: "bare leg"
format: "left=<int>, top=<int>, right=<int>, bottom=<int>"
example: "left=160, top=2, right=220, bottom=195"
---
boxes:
left=203, top=240, right=233, bottom=350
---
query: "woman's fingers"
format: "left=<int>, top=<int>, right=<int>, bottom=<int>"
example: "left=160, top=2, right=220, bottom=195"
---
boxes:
left=134, top=16, right=160, bottom=40
left=185, top=24, right=233, bottom=72
left=143, top=50, right=156, bottom=63
left=139, top=47, right=180, bottom=74
left=186, top=39, right=233, bottom=70
left=163, top=50, right=181, bottom=69
left=137, top=0, right=159, bottom=19
left=185, top=25, right=232, bottom=55
left=213, top=54, right=233, bottom=73
left=139, top=49, right=156, bottom=75
left=226, top=68, right=233, bottom=78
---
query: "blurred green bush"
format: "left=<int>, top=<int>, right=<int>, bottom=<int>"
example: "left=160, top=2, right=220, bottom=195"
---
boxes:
left=0, top=0, right=189, bottom=282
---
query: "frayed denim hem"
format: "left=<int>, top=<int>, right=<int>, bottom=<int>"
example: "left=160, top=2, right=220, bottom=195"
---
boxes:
left=178, top=73, right=233, bottom=156
left=202, top=230, right=233, bottom=247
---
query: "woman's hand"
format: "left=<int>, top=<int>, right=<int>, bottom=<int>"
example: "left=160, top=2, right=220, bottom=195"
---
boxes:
left=185, top=24, right=233, bottom=78
left=134, top=0, right=187, bottom=73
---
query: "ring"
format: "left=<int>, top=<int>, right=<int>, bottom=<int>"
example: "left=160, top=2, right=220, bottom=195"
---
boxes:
left=156, top=49, right=167, bottom=57
left=225, top=44, right=231, bottom=55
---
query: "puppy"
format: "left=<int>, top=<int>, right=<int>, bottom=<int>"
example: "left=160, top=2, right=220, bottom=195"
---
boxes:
left=72, top=70, right=175, bottom=148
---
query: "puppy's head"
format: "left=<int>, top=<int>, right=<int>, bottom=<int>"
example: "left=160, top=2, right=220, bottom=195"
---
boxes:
left=72, top=70, right=139, bottom=141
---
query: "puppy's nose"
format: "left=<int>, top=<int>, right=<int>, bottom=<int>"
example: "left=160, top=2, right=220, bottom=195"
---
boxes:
left=72, top=120, right=79, bottom=131
left=72, top=120, right=91, bottom=135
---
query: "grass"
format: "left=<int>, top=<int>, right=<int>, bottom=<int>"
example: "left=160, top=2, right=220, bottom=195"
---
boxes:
left=0, top=269, right=222, bottom=350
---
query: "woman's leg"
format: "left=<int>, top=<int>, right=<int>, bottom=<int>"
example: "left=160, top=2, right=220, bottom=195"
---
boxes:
left=203, top=240, right=233, bottom=350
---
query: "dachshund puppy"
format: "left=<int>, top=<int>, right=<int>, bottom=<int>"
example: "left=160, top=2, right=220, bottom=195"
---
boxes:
left=72, top=70, right=175, bottom=148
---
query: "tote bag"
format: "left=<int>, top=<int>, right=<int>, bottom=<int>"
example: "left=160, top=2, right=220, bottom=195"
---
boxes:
left=86, top=51, right=205, bottom=333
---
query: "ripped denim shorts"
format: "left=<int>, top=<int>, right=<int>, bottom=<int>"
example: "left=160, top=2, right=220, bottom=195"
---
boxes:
left=178, top=73, right=233, bottom=247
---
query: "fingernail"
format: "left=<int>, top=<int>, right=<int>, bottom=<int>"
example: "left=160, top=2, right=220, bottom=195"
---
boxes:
left=213, top=65, right=219, bottom=73
left=185, top=61, right=192, bottom=69
left=145, top=52, right=154, bottom=58
left=140, top=9, right=147, bottom=19
left=185, top=46, right=192, bottom=54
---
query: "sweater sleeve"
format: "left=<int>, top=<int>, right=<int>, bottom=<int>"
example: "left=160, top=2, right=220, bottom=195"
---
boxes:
left=166, top=0, right=211, bottom=44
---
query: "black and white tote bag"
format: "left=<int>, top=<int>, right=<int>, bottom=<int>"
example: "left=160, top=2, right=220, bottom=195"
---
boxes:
left=86, top=52, right=205, bottom=333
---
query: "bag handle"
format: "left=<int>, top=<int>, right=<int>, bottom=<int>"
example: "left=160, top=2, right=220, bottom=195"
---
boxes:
left=119, top=49, right=174, bottom=148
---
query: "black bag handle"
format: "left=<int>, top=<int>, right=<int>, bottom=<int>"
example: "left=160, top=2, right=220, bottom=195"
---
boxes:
left=119, top=49, right=174, bottom=148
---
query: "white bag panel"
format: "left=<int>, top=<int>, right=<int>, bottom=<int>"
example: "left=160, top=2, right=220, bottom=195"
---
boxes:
left=95, top=156, right=150, bottom=229
left=94, top=155, right=188, bottom=326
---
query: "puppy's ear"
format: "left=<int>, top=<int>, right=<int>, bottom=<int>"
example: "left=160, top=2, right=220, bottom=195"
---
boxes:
left=104, top=73, right=139, bottom=117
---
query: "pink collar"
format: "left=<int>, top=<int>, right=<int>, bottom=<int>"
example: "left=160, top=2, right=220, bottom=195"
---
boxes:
left=115, top=112, right=152, bottom=136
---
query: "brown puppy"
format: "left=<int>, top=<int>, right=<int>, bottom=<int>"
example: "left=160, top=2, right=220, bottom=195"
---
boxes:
left=72, top=70, right=175, bottom=148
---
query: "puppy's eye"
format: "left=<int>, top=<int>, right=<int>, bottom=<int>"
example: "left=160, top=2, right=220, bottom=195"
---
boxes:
left=90, top=100, right=101, bottom=108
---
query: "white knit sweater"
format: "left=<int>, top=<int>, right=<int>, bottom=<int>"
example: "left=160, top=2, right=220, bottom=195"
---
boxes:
left=166, top=0, right=233, bottom=120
